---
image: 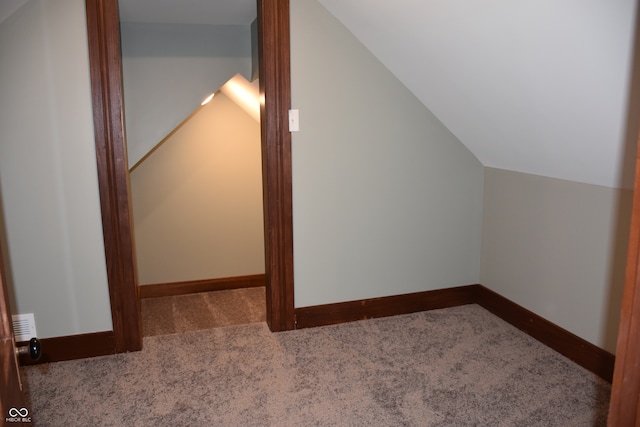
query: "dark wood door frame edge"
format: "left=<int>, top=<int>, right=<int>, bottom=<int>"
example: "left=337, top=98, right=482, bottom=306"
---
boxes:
left=257, top=0, right=295, bottom=332
left=85, top=0, right=295, bottom=353
left=608, top=156, right=640, bottom=424
left=0, top=231, right=27, bottom=413
left=85, top=0, right=141, bottom=353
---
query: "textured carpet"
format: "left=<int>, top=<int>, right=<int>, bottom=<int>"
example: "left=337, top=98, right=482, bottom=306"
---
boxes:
left=141, top=287, right=266, bottom=336
left=22, top=305, right=610, bottom=426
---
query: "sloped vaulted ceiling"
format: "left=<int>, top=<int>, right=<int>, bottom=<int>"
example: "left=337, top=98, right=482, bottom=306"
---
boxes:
left=318, top=0, right=638, bottom=189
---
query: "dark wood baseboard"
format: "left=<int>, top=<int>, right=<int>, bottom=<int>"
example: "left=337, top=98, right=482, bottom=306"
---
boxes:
left=19, top=276, right=266, bottom=365
left=139, top=274, right=266, bottom=299
left=295, top=285, right=477, bottom=328
left=24, top=283, right=614, bottom=382
left=294, top=284, right=615, bottom=382
left=18, top=331, right=115, bottom=365
left=473, top=285, right=615, bottom=382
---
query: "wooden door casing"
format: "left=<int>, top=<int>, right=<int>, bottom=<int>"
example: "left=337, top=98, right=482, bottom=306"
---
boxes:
left=85, top=0, right=296, bottom=354
left=0, top=241, right=31, bottom=423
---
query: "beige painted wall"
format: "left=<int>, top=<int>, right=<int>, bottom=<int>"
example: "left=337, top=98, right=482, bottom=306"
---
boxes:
left=0, top=0, right=112, bottom=338
left=480, top=168, right=631, bottom=353
left=130, top=93, right=264, bottom=285
left=290, top=0, right=485, bottom=307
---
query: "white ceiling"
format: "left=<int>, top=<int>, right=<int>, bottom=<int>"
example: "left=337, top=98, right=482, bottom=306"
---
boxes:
left=317, top=0, right=637, bottom=189
left=118, top=0, right=256, bottom=25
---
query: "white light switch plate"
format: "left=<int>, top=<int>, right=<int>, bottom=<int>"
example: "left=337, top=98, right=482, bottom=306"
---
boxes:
left=289, top=109, right=299, bottom=132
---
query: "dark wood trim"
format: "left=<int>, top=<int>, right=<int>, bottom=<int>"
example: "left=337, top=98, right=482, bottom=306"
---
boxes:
left=295, top=283, right=614, bottom=382
left=13, top=282, right=614, bottom=384
left=18, top=331, right=115, bottom=365
left=0, top=230, right=27, bottom=414
left=608, top=5, right=640, bottom=422
left=85, top=0, right=142, bottom=353
left=474, top=285, right=615, bottom=382
left=295, top=285, right=478, bottom=329
left=609, top=158, right=640, bottom=423
left=140, top=274, right=266, bottom=299
left=257, top=0, right=295, bottom=332
left=1, top=340, right=28, bottom=417
left=85, top=0, right=295, bottom=349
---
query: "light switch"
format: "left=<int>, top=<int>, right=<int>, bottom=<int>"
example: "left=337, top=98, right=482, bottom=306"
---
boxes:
left=289, top=109, right=299, bottom=132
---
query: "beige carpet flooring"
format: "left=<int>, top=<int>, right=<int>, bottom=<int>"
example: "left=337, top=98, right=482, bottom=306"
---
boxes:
left=22, top=304, right=610, bottom=426
left=141, top=287, right=266, bottom=336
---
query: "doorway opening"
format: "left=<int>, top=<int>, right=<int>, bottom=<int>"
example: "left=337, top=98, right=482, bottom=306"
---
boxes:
left=85, top=0, right=294, bottom=353
left=118, top=4, right=267, bottom=336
